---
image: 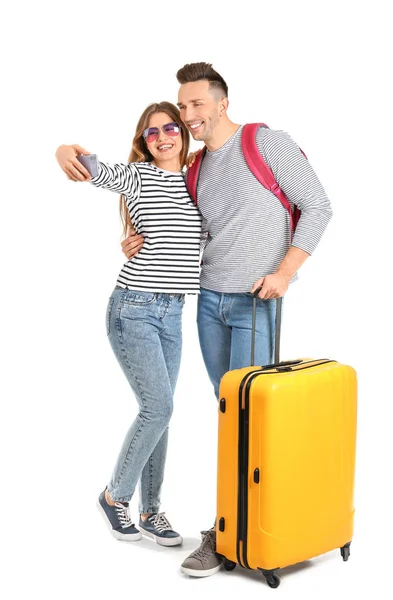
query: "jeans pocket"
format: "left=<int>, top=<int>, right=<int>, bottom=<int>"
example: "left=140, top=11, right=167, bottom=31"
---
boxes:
left=122, top=291, right=157, bottom=306
left=106, top=297, right=115, bottom=335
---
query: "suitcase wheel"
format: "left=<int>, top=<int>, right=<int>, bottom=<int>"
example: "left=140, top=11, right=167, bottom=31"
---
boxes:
left=259, top=569, right=281, bottom=588
left=340, top=542, right=351, bottom=562
left=223, top=559, right=237, bottom=571
left=265, top=574, right=280, bottom=588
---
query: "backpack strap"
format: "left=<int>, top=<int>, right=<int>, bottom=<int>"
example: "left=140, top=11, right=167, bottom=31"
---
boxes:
left=186, top=146, right=207, bottom=204
left=241, top=123, right=301, bottom=236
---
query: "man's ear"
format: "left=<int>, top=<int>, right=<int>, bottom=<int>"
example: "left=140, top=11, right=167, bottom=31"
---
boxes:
left=219, top=97, right=229, bottom=116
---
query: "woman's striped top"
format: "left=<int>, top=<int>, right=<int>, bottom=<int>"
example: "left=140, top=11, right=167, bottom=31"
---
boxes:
left=194, top=125, right=333, bottom=293
left=91, top=161, right=202, bottom=293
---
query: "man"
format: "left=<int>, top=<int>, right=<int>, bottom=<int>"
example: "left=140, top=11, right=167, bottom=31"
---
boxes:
left=122, top=62, right=333, bottom=577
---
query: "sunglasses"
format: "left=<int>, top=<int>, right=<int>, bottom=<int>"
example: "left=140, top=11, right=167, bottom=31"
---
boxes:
left=143, top=122, right=181, bottom=144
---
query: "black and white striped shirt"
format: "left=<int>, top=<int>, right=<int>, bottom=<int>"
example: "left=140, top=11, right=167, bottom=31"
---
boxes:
left=195, top=125, right=333, bottom=293
left=91, top=162, right=202, bottom=293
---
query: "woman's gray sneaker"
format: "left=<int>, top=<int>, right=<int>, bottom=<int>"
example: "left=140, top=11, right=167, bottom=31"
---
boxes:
left=180, top=528, right=222, bottom=577
left=97, top=490, right=142, bottom=541
left=138, top=513, right=183, bottom=546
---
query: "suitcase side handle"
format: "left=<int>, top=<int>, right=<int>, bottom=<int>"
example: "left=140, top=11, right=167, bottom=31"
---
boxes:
left=251, top=286, right=282, bottom=367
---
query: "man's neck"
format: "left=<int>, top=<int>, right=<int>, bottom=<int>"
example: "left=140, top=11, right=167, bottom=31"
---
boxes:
left=204, top=120, right=241, bottom=152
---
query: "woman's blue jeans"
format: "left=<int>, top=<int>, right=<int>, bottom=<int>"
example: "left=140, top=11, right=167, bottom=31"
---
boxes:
left=106, top=286, right=184, bottom=513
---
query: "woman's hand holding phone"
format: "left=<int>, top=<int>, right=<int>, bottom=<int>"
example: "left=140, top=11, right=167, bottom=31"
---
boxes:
left=55, top=144, right=95, bottom=181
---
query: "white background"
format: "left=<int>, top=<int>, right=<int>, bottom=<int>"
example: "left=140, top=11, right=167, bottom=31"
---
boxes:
left=2, top=0, right=392, bottom=598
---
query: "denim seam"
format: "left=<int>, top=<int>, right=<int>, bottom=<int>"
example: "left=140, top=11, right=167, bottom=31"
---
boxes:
left=144, top=454, right=154, bottom=513
left=106, top=297, right=114, bottom=335
left=122, top=297, right=156, bottom=307
left=158, top=297, right=170, bottom=321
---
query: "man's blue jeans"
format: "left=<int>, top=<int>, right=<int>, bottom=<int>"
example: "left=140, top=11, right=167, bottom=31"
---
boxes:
left=197, top=288, right=277, bottom=399
left=106, top=286, right=184, bottom=512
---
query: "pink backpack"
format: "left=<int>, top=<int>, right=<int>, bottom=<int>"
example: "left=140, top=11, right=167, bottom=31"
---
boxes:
left=186, top=123, right=304, bottom=238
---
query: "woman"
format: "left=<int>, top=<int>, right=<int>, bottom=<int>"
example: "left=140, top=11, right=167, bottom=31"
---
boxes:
left=55, top=102, right=202, bottom=546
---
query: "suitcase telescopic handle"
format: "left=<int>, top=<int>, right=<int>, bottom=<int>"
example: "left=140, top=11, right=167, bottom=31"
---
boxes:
left=251, top=286, right=283, bottom=367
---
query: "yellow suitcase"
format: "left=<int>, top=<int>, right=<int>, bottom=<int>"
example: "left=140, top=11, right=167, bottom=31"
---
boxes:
left=216, top=296, right=357, bottom=588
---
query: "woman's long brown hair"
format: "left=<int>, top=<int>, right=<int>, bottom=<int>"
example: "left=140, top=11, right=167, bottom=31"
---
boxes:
left=119, top=102, right=189, bottom=238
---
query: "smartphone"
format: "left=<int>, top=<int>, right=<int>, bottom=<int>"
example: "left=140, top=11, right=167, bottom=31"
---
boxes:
left=76, top=153, right=99, bottom=178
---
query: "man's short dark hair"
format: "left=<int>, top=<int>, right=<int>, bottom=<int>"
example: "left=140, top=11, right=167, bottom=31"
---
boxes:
left=176, top=62, right=228, bottom=98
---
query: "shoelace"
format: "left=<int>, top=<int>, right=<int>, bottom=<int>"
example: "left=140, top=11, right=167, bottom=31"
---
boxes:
left=114, top=502, right=134, bottom=529
left=189, top=529, right=216, bottom=559
left=149, top=512, right=173, bottom=532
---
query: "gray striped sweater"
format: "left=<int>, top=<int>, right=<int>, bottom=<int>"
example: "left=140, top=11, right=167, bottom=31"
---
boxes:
left=194, top=125, right=333, bottom=293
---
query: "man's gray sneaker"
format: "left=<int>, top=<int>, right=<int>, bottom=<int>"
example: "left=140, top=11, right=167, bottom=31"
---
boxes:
left=180, top=528, right=222, bottom=577
left=138, top=513, right=183, bottom=546
left=97, top=489, right=142, bottom=541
